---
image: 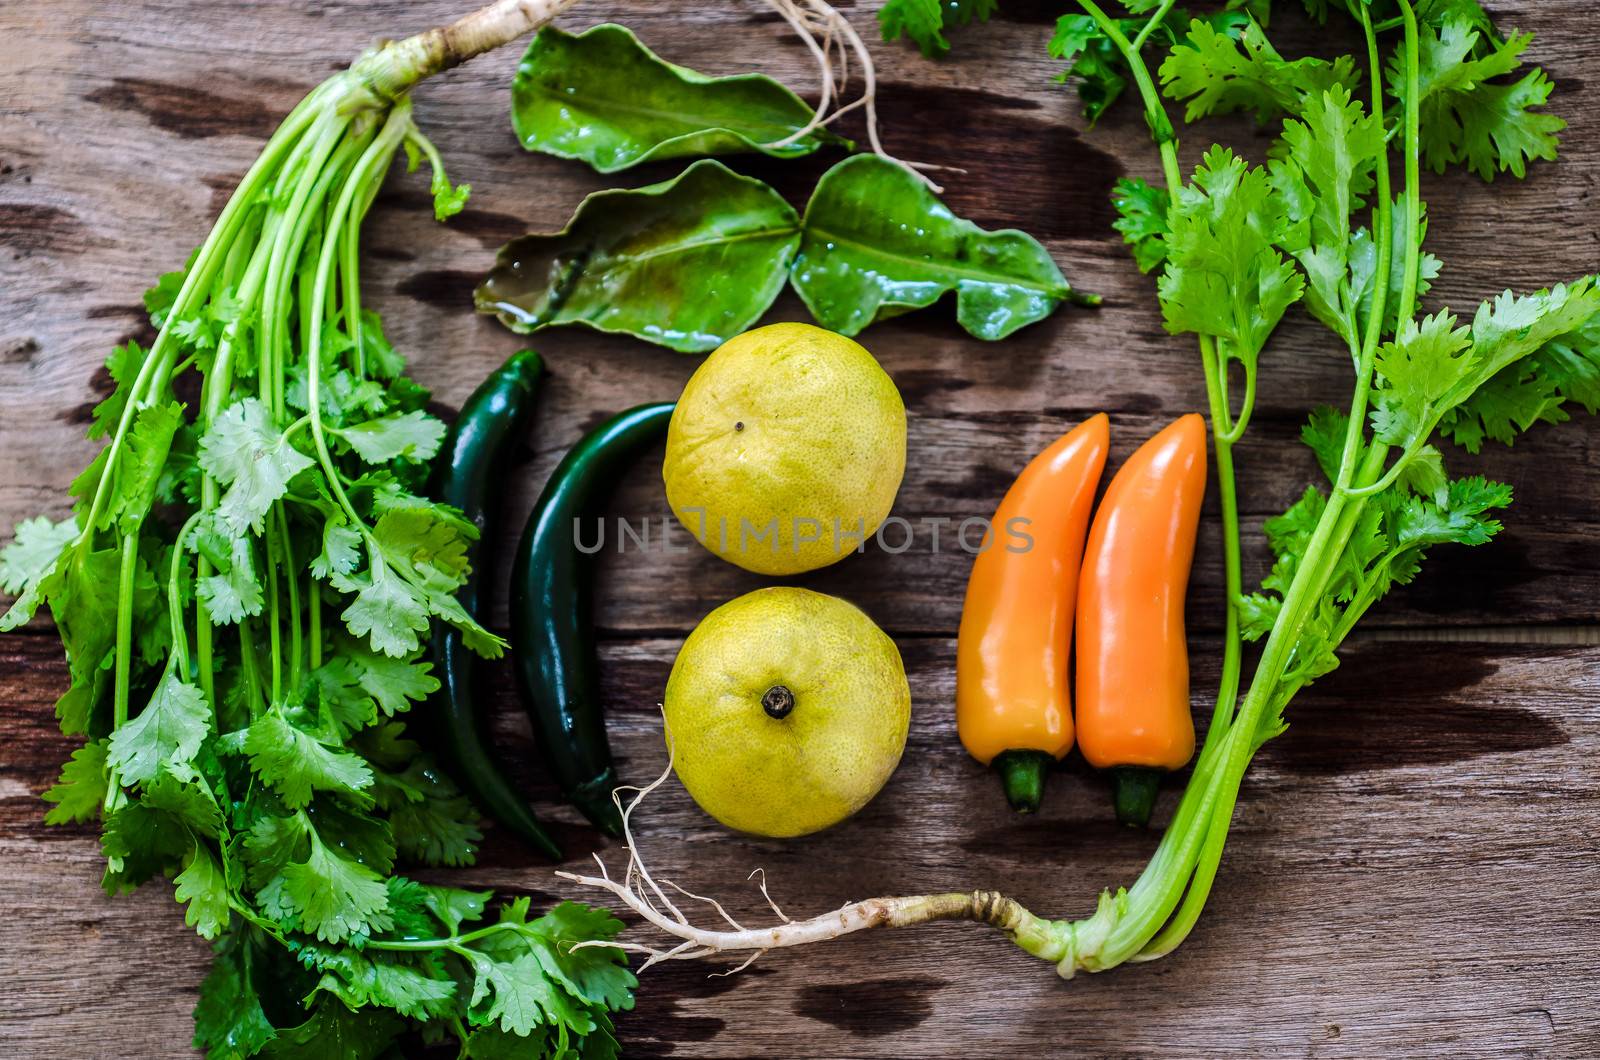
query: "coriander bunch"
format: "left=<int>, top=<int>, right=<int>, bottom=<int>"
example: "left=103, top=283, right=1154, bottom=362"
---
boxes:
left=0, top=2, right=638, bottom=1056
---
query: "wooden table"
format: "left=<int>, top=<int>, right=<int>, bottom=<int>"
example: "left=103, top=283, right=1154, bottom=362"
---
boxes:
left=2, top=2, right=1597, bottom=1056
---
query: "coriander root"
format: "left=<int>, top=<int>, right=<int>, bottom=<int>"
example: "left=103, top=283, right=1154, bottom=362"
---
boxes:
left=557, top=743, right=1092, bottom=976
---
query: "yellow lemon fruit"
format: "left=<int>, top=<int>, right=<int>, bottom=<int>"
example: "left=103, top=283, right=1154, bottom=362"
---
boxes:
left=662, top=322, right=906, bottom=575
left=663, top=587, right=910, bottom=837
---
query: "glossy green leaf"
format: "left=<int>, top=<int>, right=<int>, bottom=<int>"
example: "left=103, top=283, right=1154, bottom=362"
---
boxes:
left=475, top=160, right=800, bottom=353
left=791, top=155, right=1095, bottom=340
left=511, top=24, right=840, bottom=173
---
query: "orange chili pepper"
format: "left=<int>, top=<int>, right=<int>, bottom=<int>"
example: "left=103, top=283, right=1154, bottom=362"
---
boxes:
left=956, top=414, right=1110, bottom=812
left=1075, top=413, right=1207, bottom=827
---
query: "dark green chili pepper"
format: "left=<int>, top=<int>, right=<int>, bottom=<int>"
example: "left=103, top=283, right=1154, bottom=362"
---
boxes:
left=428, top=349, right=562, bottom=860
left=511, top=402, right=675, bottom=837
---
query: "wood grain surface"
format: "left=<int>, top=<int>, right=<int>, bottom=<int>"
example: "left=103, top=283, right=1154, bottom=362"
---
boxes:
left=2, top=1, right=1598, bottom=1057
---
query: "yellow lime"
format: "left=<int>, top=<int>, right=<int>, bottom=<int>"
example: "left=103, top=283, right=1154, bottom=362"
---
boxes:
left=663, top=587, right=910, bottom=837
left=663, top=322, right=906, bottom=575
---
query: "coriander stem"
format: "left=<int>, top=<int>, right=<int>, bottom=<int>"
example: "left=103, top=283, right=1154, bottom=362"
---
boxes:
left=1130, top=0, right=1177, bottom=53
left=1394, top=0, right=1423, bottom=327
left=79, top=85, right=325, bottom=544
left=112, top=530, right=139, bottom=731
left=1078, top=0, right=1182, bottom=192
left=278, top=506, right=303, bottom=690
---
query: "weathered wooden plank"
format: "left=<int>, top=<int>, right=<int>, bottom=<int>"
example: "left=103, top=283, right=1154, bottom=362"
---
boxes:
left=3, top=1, right=1600, bottom=636
left=3, top=631, right=1597, bottom=1057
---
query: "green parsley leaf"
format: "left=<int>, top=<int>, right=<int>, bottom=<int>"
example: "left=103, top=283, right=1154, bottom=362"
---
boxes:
left=348, top=646, right=438, bottom=717
left=101, top=798, right=191, bottom=893
left=527, top=902, right=636, bottom=1011
left=466, top=950, right=594, bottom=1038
left=382, top=760, right=482, bottom=867
left=198, top=398, right=315, bottom=534
left=143, top=262, right=189, bottom=329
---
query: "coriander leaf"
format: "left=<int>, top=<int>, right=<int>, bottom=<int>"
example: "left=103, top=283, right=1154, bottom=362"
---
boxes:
left=1300, top=405, right=1349, bottom=483
left=174, top=840, right=230, bottom=939
left=1348, top=199, right=1445, bottom=337
left=198, top=398, right=315, bottom=534
left=383, top=761, right=482, bottom=867
left=42, top=739, right=110, bottom=824
left=1111, top=178, right=1170, bottom=273
left=1160, top=17, right=1358, bottom=124
left=1271, top=85, right=1384, bottom=349
left=1394, top=474, right=1511, bottom=548
left=277, top=836, right=392, bottom=943
left=144, top=263, right=188, bottom=330
left=1399, top=16, right=1564, bottom=181
left=1438, top=279, right=1600, bottom=451
left=243, top=710, right=374, bottom=809
left=107, top=670, right=211, bottom=786
left=312, top=951, right=456, bottom=1020
left=349, top=647, right=439, bottom=717
left=1049, top=15, right=1133, bottom=124
left=431, top=171, right=471, bottom=222
left=420, top=884, right=492, bottom=935
left=879, top=0, right=996, bottom=58
left=0, top=515, right=77, bottom=596
left=193, top=934, right=277, bottom=1060
left=311, top=519, right=363, bottom=580
left=356, top=310, right=406, bottom=381
left=1369, top=310, right=1475, bottom=447
left=197, top=533, right=264, bottom=626
left=373, top=507, right=472, bottom=592
left=304, top=657, right=380, bottom=738
left=467, top=950, right=594, bottom=1038
left=528, top=902, right=635, bottom=1010
left=101, top=798, right=191, bottom=893
left=339, top=567, right=432, bottom=659
left=88, top=341, right=152, bottom=440
left=141, top=767, right=225, bottom=837
left=1159, top=146, right=1304, bottom=357
left=261, top=1000, right=404, bottom=1060
left=338, top=410, right=446, bottom=465
left=306, top=798, right=397, bottom=877
left=1442, top=312, right=1600, bottom=450
left=243, top=812, right=309, bottom=888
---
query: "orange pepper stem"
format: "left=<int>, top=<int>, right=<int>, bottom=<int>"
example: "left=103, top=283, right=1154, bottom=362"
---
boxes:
left=994, top=750, right=1053, bottom=814
left=1111, top=767, right=1162, bottom=828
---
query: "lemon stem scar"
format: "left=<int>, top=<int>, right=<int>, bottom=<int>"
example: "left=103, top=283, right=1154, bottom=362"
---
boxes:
left=762, top=685, right=796, bottom=720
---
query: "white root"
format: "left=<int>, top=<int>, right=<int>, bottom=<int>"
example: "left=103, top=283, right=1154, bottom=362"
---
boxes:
left=759, top=0, right=951, bottom=190
left=557, top=726, right=1063, bottom=975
